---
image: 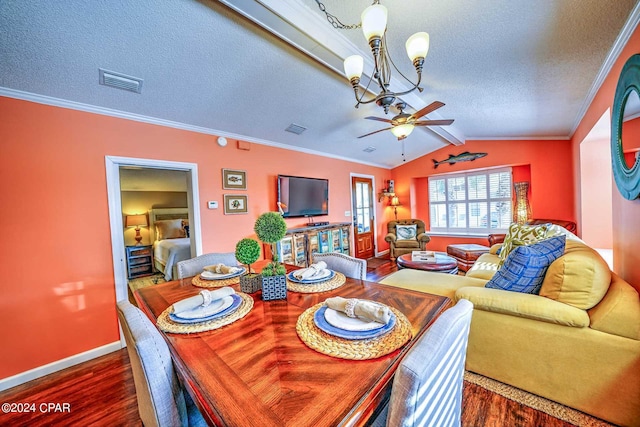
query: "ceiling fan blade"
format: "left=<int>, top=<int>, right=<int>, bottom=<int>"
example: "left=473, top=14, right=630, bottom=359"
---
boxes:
left=410, top=101, right=445, bottom=120
left=414, top=119, right=455, bottom=126
left=357, top=127, right=393, bottom=138
left=364, top=116, right=393, bottom=124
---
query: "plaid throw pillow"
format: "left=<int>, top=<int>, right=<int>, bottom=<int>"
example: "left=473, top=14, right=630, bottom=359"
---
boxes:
left=487, top=235, right=566, bottom=294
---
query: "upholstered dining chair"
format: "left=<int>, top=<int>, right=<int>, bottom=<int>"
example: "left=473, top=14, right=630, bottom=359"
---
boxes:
left=385, top=219, right=431, bottom=260
left=312, top=252, right=367, bottom=280
left=116, top=301, right=207, bottom=427
left=371, top=299, right=474, bottom=427
left=176, top=252, right=238, bottom=279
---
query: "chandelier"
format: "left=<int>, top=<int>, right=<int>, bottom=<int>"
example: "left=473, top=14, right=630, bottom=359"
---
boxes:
left=316, top=1, right=430, bottom=113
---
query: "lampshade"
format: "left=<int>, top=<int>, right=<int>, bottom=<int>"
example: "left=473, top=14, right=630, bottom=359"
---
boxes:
left=513, top=182, right=532, bottom=225
left=405, top=32, right=430, bottom=61
left=390, top=196, right=400, bottom=207
left=361, top=4, right=387, bottom=41
left=343, top=55, right=364, bottom=81
left=125, top=214, right=148, bottom=228
left=390, top=123, right=415, bottom=139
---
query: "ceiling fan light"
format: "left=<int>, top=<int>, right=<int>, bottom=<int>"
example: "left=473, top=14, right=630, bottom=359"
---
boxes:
left=361, top=4, right=387, bottom=42
left=406, top=32, right=430, bottom=61
left=391, top=123, right=415, bottom=139
left=344, top=55, right=364, bottom=81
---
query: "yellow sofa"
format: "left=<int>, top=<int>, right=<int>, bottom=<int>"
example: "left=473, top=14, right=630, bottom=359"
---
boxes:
left=380, top=230, right=640, bottom=426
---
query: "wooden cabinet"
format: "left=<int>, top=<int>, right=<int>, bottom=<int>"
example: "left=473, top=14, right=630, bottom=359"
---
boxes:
left=126, top=245, right=154, bottom=279
left=268, top=223, right=351, bottom=267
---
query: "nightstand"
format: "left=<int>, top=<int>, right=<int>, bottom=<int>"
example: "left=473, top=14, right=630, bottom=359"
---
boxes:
left=126, top=245, right=154, bottom=279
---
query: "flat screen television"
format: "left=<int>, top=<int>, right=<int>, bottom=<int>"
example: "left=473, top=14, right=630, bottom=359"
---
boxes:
left=277, top=175, right=329, bottom=218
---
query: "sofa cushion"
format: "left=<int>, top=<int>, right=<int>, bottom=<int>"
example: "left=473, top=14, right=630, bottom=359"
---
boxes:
left=379, top=268, right=487, bottom=300
left=587, top=274, right=640, bottom=340
left=539, top=246, right=610, bottom=310
left=486, top=235, right=566, bottom=294
left=465, top=253, right=499, bottom=280
left=396, top=224, right=417, bottom=240
left=499, top=223, right=550, bottom=266
left=455, top=286, right=590, bottom=327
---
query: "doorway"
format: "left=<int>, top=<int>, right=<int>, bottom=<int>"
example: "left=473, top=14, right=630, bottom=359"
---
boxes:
left=105, top=156, right=202, bottom=312
left=351, top=175, right=376, bottom=259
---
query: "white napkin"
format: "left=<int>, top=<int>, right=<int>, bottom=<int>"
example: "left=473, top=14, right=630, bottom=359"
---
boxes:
left=203, top=264, right=241, bottom=274
left=171, top=287, right=235, bottom=314
left=293, top=261, right=328, bottom=280
left=325, top=296, right=391, bottom=324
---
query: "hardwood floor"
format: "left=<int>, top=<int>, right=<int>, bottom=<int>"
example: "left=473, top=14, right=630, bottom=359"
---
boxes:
left=0, top=256, right=573, bottom=427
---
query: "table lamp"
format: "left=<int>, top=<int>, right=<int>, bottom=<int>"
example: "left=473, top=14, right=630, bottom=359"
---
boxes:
left=125, top=214, right=148, bottom=245
left=390, top=196, right=401, bottom=221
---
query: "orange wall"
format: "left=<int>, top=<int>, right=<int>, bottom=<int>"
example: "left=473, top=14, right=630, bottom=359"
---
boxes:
left=0, top=96, right=391, bottom=379
left=572, top=23, right=640, bottom=292
left=390, top=139, right=574, bottom=251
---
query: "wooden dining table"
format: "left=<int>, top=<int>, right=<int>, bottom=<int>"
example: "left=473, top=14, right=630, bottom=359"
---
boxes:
left=134, top=265, right=450, bottom=427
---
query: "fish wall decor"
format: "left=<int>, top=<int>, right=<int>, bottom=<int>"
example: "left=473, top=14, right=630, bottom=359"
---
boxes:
left=432, top=151, right=488, bottom=168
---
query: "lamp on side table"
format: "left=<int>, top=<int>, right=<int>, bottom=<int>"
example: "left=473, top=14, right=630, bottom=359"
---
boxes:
left=125, top=214, right=148, bottom=245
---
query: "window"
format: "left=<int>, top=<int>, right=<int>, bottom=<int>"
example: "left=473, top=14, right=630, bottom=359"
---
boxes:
left=428, top=168, right=512, bottom=234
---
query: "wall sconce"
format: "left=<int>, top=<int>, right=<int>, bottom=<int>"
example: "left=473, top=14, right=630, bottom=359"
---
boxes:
left=125, top=214, right=148, bottom=245
left=390, top=196, right=401, bottom=221
left=513, top=182, right=532, bottom=225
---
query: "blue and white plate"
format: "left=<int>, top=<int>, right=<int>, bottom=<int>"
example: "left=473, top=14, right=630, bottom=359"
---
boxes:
left=169, top=294, right=242, bottom=324
left=287, top=269, right=335, bottom=284
left=200, top=267, right=246, bottom=280
left=313, top=306, right=396, bottom=340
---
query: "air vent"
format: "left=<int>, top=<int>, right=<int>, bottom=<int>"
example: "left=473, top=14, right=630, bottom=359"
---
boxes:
left=363, top=146, right=377, bottom=153
left=99, top=68, right=143, bottom=93
left=285, top=123, right=307, bottom=135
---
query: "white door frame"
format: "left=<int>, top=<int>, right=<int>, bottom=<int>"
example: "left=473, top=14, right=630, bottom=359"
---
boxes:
left=349, top=173, right=381, bottom=257
left=105, top=156, right=202, bottom=345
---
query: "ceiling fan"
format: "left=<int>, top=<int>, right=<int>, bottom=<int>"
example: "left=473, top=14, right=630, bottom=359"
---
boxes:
left=358, top=101, right=454, bottom=140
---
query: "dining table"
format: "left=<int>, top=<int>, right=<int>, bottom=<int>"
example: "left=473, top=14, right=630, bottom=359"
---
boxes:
left=134, top=263, right=450, bottom=427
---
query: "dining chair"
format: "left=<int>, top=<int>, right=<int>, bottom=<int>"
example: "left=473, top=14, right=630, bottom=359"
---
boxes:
left=312, top=252, right=367, bottom=280
left=176, top=252, right=238, bottom=279
left=371, top=299, right=474, bottom=427
left=116, top=301, right=207, bottom=427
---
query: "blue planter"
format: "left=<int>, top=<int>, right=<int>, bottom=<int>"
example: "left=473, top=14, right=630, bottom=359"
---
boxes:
left=261, top=275, right=287, bottom=301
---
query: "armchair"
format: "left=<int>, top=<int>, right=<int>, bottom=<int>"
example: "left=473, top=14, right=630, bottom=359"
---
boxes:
left=385, top=219, right=430, bottom=260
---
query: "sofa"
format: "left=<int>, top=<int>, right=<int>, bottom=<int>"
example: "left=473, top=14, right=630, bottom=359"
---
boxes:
left=385, top=219, right=431, bottom=260
left=380, top=226, right=640, bottom=426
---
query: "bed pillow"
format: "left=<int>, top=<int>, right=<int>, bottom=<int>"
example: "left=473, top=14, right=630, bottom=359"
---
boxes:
left=155, top=219, right=186, bottom=240
left=182, top=219, right=190, bottom=238
left=486, top=235, right=566, bottom=294
left=396, top=224, right=418, bottom=240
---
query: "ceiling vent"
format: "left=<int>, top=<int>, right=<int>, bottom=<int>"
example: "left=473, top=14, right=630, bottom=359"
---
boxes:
left=285, top=123, right=307, bottom=135
left=99, top=68, right=143, bottom=94
left=363, top=146, right=377, bottom=153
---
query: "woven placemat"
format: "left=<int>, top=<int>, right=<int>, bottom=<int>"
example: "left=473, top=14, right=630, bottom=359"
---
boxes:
left=296, top=303, right=413, bottom=360
left=287, top=272, right=347, bottom=293
left=192, top=273, right=242, bottom=288
left=157, top=292, right=254, bottom=334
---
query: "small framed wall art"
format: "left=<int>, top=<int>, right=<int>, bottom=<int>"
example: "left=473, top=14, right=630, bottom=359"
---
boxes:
left=223, top=194, right=248, bottom=215
left=222, top=169, right=247, bottom=190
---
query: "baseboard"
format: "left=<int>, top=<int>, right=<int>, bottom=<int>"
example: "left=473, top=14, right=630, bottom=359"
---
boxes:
left=375, top=249, right=389, bottom=257
left=0, top=341, right=122, bottom=392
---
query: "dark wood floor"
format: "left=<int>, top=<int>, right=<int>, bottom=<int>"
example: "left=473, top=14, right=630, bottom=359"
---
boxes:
left=0, top=256, right=573, bottom=427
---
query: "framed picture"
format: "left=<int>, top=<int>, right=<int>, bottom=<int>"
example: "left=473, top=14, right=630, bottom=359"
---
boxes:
left=222, top=169, right=247, bottom=190
left=223, top=194, right=248, bottom=215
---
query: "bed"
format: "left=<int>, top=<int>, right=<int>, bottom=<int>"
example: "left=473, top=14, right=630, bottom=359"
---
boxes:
left=149, top=208, right=192, bottom=281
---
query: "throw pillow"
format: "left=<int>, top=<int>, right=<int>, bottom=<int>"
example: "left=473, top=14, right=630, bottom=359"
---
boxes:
left=396, top=224, right=418, bottom=240
left=155, top=219, right=186, bottom=240
left=498, top=222, right=550, bottom=267
left=486, top=235, right=566, bottom=294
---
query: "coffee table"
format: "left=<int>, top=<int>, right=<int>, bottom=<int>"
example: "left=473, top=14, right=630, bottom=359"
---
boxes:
left=396, top=252, right=459, bottom=274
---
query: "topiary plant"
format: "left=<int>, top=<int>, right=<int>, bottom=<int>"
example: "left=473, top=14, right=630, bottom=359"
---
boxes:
left=254, top=212, right=288, bottom=276
left=235, top=238, right=261, bottom=274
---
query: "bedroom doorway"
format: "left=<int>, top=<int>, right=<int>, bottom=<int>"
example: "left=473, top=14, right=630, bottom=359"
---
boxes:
left=105, top=156, right=202, bottom=314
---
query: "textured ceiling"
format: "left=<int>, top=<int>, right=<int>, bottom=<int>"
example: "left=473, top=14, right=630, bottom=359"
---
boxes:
left=1, top=0, right=638, bottom=168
